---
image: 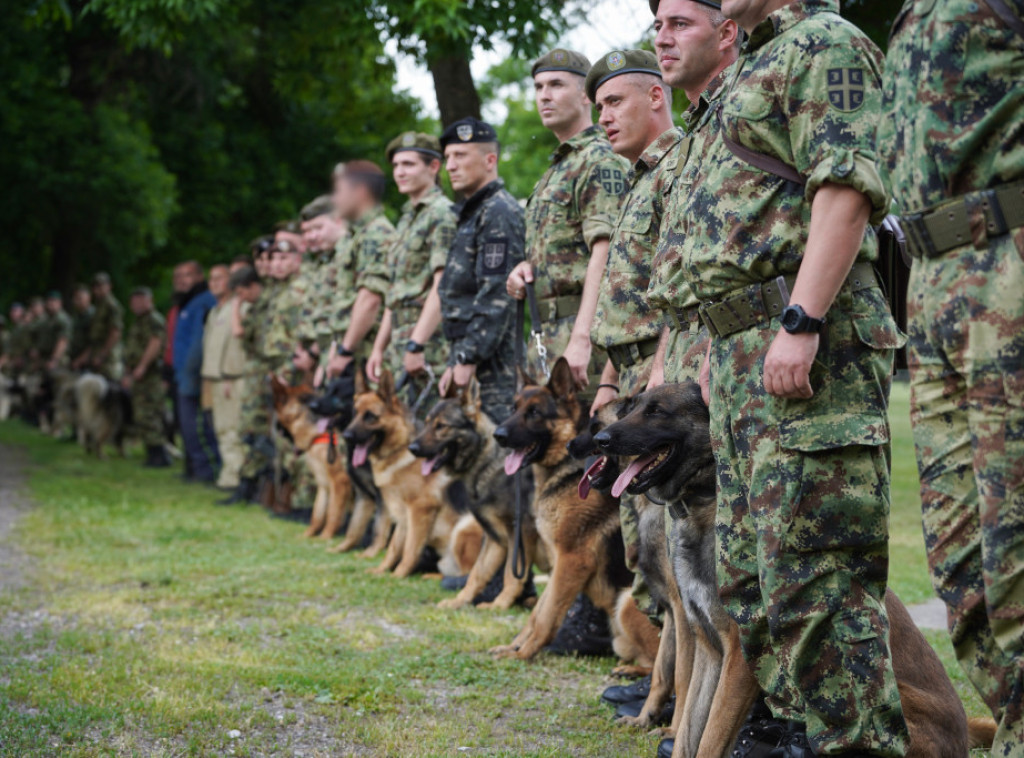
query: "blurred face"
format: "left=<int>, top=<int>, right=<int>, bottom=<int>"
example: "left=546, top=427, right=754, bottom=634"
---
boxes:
left=236, top=282, right=262, bottom=304
left=654, top=0, right=728, bottom=92
left=72, top=290, right=90, bottom=311
left=10, top=305, right=24, bottom=323
left=301, top=214, right=345, bottom=252
left=392, top=152, right=438, bottom=199
left=275, top=230, right=306, bottom=254
left=596, top=76, right=657, bottom=161
left=253, top=252, right=270, bottom=278
left=129, top=294, right=151, bottom=316
left=172, top=266, right=190, bottom=294
left=30, top=301, right=44, bottom=318
left=45, top=297, right=62, bottom=315
left=533, top=71, right=589, bottom=134
left=444, top=143, right=494, bottom=196
left=208, top=266, right=230, bottom=298
left=270, top=251, right=301, bottom=279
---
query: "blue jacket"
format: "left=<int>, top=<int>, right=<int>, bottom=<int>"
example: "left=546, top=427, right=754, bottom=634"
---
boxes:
left=173, top=284, right=217, bottom=396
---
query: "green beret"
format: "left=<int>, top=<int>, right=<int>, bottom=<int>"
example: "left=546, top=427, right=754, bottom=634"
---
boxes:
left=531, top=48, right=590, bottom=78
left=439, top=117, right=499, bottom=149
left=585, top=49, right=663, bottom=102
left=386, top=131, right=443, bottom=163
left=649, top=0, right=720, bottom=13
left=300, top=195, right=334, bottom=221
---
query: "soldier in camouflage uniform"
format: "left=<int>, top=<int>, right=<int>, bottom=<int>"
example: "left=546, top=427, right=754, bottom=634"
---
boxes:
left=323, top=161, right=397, bottom=380
left=878, top=2, right=1024, bottom=753
left=123, top=287, right=168, bottom=467
left=668, top=0, right=911, bottom=754
left=506, top=50, right=627, bottom=403
left=299, top=195, right=347, bottom=354
left=367, top=132, right=455, bottom=416
left=69, top=285, right=94, bottom=370
left=85, top=273, right=124, bottom=380
left=438, top=117, right=524, bottom=423
left=39, top=292, right=72, bottom=371
left=0, top=303, right=27, bottom=374
left=24, top=297, right=46, bottom=374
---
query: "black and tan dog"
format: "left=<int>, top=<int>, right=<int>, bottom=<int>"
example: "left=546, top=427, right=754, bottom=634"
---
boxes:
left=344, top=368, right=457, bottom=578
left=597, top=381, right=995, bottom=758
left=409, top=378, right=541, bottom=609
left=490, top=357, right=659, bottom=665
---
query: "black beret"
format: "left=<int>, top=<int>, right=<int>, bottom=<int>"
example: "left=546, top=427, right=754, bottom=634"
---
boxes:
left=585, top=50, right=663, bottom=102
left=439, top=117, right=499, bottom=149
left=386, top=131, right=443, bottom=163
left=649, top=0, right=721, bottom=13
left=531, top=48, right=591, bottom=78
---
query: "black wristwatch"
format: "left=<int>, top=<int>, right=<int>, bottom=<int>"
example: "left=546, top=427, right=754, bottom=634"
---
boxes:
left=780, top=304, right=826, bottom=335
left=405, top=340, right=425, bottom=354
left=337, top=344, right=354, bottom=358
left=455, top=350, right=470, bottom=365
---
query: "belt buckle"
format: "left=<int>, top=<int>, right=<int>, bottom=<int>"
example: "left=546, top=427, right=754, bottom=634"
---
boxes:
left=901, top=211, right=936, bottom=259
left=977, top=188, right=1009, bottom=240
left=628, top=342, right=641, bottom=366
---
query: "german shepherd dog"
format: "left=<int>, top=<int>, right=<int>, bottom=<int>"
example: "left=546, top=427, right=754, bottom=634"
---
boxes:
left=569, top=396, right=695, bottom=733
left=409, top=378, right=541, bottom=610
left=344, top=368, right=457, bottom=578
left=596, top=381, right=996, bottom=758
left=270, top=376, right=354, bottom=540
left=491, top=357, right=659, bottom=664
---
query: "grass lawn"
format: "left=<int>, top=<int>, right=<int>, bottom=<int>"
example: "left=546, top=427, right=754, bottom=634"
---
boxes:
left=0, top=382, right=990, bottom=757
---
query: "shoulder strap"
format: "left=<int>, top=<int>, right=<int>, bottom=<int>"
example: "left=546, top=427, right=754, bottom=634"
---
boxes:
left=715, top=106, right=806, bottom=186
left=982, top=0, right=1024, bottom=37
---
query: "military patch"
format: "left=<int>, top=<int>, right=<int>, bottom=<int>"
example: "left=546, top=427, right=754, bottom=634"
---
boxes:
left=553, top=49, right=568, bottom=64
left=607, top=52, right=626, bottom=71
left=457, top=124, right=474, bottom=141
left=402, top=132, right=416, bottom=146
left=481, top=238, right=508, bottom=274
left=600, top=167, right=626, bottom=195
left=827, top=68, right=865, bottom=112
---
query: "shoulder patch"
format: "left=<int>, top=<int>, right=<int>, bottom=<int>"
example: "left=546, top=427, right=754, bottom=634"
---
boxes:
left=826, top=68, right=866, bottom=112
left=481, top=238, right=508, bottom=274
left=600, top=167, right=626, bottom=195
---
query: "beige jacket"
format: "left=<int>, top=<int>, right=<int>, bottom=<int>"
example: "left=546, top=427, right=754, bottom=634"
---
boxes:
left=201, top=299, right=249, bottom=380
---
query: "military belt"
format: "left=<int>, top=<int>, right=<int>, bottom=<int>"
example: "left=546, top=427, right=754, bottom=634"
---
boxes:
left=699, top=260, right=878, bottom=339
left=607, top=337, right=661, bottom=373
left=667, top=307, right=700, bottom=332
left=902, top=180, right=1024, bottom=259
left=535, top=295, right=582, bottom=323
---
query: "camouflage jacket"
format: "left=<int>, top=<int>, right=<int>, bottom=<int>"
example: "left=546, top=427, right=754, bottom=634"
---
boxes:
left=592, top=127, right=685, bottom=349
left=242, top=282, right=278, bottom=370
left=525, top=125, right=628, bottom=300
left=70, top=306, right=93, bottom=360
left=675, top=0, right=890, bottom=304
left=439, top=179, right=525, bottom=366
left=648, top=74, right=729, bottom=314
left=878, top=0, right=1024, bottom=213
left=386, top=186, right=456, bottom=328
left=124, top=308, right=165, bottom=377
left=264, top=275, right=306, bottom=366
left=88, top=293, right=124, bottom=362
left=38, top=310, right=72, bottom=358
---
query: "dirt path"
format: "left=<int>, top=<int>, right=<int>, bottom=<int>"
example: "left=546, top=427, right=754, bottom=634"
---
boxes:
left=0, top=443, right=31, bottom=593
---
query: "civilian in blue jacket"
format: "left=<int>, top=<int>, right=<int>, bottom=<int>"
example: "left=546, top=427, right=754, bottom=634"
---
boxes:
left=172, top=261, right=221, bottom=483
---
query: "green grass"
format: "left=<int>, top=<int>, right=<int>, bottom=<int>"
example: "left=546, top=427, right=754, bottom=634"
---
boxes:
left=0, top=384, right=990, bottom=756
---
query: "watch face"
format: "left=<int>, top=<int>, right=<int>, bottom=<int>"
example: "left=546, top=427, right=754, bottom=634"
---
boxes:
left=782, top=308, right=800, bottom=330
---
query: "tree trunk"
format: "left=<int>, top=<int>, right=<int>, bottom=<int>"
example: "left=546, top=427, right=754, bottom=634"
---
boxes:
left=427, top=54, right=481, bottom=127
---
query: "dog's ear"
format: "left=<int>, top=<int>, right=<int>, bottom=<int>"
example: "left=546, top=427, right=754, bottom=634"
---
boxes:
left=378, top=367, right=396, bottom=406
left=440, top=376, right=458, bottom=400
left=516, top=364, right=537, bottom=391
left=460, top=376, right=481, bottom=413
left=269, top=373, right=288, bottom=402
left=353, top=363, right=367, bottom=396
left=547, top=356, right=575, bottom=401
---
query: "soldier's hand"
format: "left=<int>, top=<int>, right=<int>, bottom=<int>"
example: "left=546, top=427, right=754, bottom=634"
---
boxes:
left=403, top=351, right=427, bottom=377
left=562, top=335, right=592, bottom=390
left=452, top=363, right=476, bottom=388
left=366, top=349, right=384, bottom=382
left=590, top=385, right=617, bottom=416
left=699, top=341, right=712, bottom=406
left=764, top=330, right=817, bottom=399
left=326, top=353, right=351, bottom=379
left=506, top=262, right=534, bottom=301
left=438, top=366, right=454, bottom=396
left=121, top=375, right=133, bottom=390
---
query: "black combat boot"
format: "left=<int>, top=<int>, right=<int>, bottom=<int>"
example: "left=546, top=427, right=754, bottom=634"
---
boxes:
left=543, top=594, right=614, bottom=657
left=144, top=445, right=171, bottom=468
left=217, top=477, right=255, bottom=506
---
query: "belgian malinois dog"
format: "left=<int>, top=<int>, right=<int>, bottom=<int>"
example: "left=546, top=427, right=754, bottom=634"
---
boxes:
left=270, top=376, right=354, bottom=540
left=409, top=378, right=541, bottom=609
left=596, top=381, right=995, bottom=758
left=344, top=368, right=457, bottom=578
left=490, top=357, right=659, bottom=665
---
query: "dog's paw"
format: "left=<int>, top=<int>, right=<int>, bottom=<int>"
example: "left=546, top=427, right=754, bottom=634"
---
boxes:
left=477, top=595, right=515, bottom=611
left=488, top=644, right=518, bottom=657
left=615, top=714, right=651, bottom=730
left=437, top=597, right=467, bottom=610
left=358, top=548, right=379, bottom=560
left=368, top=566, right=389, bottom=575
left=302, top=529, right=319, bottom=539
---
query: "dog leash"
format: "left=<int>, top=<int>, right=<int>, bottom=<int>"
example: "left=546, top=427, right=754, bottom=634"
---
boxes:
left=395, top=365, right=436, bottom=417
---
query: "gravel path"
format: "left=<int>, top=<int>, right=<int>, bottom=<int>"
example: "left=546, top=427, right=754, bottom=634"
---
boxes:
left=0, top=443, right=31, bottom=593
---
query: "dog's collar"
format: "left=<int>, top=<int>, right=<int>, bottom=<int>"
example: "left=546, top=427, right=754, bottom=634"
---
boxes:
left=310, top=433, right=333, bottom=446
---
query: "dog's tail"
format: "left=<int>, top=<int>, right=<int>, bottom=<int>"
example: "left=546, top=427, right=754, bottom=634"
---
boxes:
left=967, top=717, right=997, bottom=749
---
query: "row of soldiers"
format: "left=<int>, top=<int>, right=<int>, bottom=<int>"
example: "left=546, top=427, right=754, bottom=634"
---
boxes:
left=2, top=0, right=1019, bottom=755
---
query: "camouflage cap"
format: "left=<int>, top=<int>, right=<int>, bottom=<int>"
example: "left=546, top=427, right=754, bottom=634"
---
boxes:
left=300, top=195, right=334, bottom=221
left=531, top=48, right=591, bottom=78
left=649, top=0, right=720, bottom=13
left=386, top=131, right=443, bottom=163
left=275, top=219, right=302, bottom=235
left=439, top=117, right=499, bottom=149
left=270, top=239, right=302, bottom=255
left=585, top=49, right=663, bottom=102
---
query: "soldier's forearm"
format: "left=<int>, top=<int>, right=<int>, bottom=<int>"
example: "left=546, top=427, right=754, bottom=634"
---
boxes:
left=790, top=183, right=872, bottom=320
left=51, top=337, right=68, bottom=363
left=371, top=309, right=394, bottom=354
left=340, top=288, right=382, bottom=352
left=137, top=336, right=163, bottom=374
left=409, top=271, right=444, bottom=345
left=98, top=330, right=121, bottom=361
left=570, top=237, right=610, bottom=344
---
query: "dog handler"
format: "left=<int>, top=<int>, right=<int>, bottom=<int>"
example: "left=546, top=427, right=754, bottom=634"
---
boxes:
left=878, top=1, right=1024, bottom=754
left=675, top=0, right=910, bottom=754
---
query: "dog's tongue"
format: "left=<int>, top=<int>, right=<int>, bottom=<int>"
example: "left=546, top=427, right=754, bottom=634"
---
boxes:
left=352, top=443, right=370, bottom=468
left=421, top=456, right=440, bottom=477
left=315, top=418, right=329, bottom=434
left=504, top=449, right=528, bottom=476
left=578, top=456, right=606, bottom=500
left=612, top=453, right=657, bottom=498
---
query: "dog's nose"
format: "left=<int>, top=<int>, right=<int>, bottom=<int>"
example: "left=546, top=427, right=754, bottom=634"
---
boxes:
left=593, top=430, right=612, bottom=450
left=408, top=440, right=421, bottom=456
left=341, top=429, right=355, bottom=442
left=493, top=426, right=509, bottom=446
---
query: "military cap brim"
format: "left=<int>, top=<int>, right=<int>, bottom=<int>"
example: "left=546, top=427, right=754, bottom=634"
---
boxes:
left=585, top=49, right=663, bottom=102
left=531, top=48, right=591, bottom=78
left=439, top=117, right=499, bottom=149
left=649, top=0, right=720, bottom=13
left=386, top=131, right=443, bottom=163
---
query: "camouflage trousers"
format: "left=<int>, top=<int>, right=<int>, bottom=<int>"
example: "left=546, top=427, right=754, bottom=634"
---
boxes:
left=476, top=351, right=517, bottom=426
left=386, top=305, right=447, bottom=420
left=907, top=231, right=1024, bottom=756
left=709, top=307, right=908, bottom=756
left=238, top=371, right=272, bottom=481
left=664, top=319, right=709, bottom=385
left=526, top=312, right=606, bottom=407
left=131, top=373, right=165, bottom=447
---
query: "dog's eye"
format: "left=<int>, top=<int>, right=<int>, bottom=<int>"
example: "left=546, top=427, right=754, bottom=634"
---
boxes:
left=644, top=404, right=663, bottom=417
left=364, top=412, right=378, bottom=424
left=526, top=407, right=540, bottom=419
